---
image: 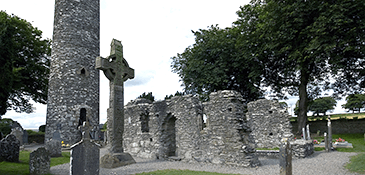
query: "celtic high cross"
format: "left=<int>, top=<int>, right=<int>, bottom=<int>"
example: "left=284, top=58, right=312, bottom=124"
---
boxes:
left=96, top=39, right=134, bottom=154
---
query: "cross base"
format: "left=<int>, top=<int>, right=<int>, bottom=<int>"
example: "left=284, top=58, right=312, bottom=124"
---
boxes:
left=100, top=152, right=136, bottom=169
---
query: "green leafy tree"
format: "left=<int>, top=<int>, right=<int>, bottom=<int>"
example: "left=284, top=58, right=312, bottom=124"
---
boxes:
left=138, top=92, right=155, bottom=102
left=0, top=11, right=51, bottom=116
left=309, top=97, right=337, bottom=116
left=165, top=91, right=185, bottom=100
left=342, top=94, right=365, bottom=113
left=0, top=118, right=14, bottom=136
left=171, top=25, right=263, bottom=102
left=38, top=124, right=46, bottom=132
left=235, top=0, right=365, bottom=132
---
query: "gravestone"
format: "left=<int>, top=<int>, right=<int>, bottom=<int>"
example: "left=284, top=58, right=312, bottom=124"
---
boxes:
left=306, top=124, right=311, bottom=140
left=23, top=130, right=28, bottom=144
left=29, top=147, right=50, bottom=175
left=11, top=127, right=24, bottom=145
left=45, top=139, right=62, bottom=157
left=302, top=127, right=306, bottom=140
left=52, top=130, right=61, bottom=142
left=324, top=132, right=329, bottom=152
left=96, top=39, right=136, bottom=168
left=0, top=134, right=20, bottom=162
left=327, top=116, right=333, bottom=150
left=279, top=137, right=292, bottom=175
left=70, top=119, right=100, bottom=175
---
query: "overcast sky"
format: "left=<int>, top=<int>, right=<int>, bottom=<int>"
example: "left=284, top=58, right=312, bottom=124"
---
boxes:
left=2, top=0, right=348, bottom=129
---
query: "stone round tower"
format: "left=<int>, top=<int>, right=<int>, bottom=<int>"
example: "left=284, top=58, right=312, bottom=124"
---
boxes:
left=45, top=0, right=100, bottom=145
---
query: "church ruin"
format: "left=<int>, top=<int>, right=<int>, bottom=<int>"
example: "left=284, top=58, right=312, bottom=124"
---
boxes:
left=123, top=90, right=262, bottom=167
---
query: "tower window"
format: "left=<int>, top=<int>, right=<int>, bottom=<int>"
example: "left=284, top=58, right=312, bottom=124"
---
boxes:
left=79, top=108, right=87, bottom=127
left=80, top=68, right=86, bottom=75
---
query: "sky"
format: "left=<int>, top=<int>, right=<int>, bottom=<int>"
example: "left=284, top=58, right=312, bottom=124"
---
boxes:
left=1, top=0, right=348, bottom=129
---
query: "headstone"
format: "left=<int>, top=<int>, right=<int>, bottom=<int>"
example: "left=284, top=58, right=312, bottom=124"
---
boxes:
left=306, top=124, right=311, bottom=140
left=327, top=116, right=333, bottom=150
left=324, top=132, right=329, bottom=152
left=70, top=119, right=100, bottom=175
left=45, top=139, right=62, bottom=157
left=29, top=147, right=51, bottom=175
left=96, top=39, right=136, bottom=168
left=279, top=137, right=292, bottom=175
left=52, top=130, right=61, bottom=142
left=302, top=127, right=306, bottom=140
left=0, top=134, right=20, bottom=162
left=10, top=127, right=24, bottom=145
left=23, top=130, right=28, bottom=144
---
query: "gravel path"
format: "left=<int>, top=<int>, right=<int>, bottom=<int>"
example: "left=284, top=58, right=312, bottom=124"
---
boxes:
left=51, top=148, right=360, bottom=175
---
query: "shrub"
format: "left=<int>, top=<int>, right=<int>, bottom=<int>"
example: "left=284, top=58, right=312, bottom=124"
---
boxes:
left=38, top=125, right=46, bottom=132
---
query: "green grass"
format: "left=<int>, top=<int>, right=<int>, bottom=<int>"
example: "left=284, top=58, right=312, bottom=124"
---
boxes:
left=346, top=153, right=365, bottom=174
left=256, top=147, right=279, bottom=150
left=0, top=151, right=70, bottom=175
left=136, top=169, right=239, bottom=175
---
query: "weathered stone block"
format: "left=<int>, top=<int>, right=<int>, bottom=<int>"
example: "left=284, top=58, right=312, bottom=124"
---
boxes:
left=100, top=153, right=136, bottom=168
left=45, top=139, right=62, bottom=157
left=0, top=134, right=20, bottom=162
left=70, top=140, right=100, bottom=175
left=29, top=147, right=50, bottom=175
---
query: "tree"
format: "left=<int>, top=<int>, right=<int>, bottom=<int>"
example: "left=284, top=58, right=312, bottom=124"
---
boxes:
left=165, top=91, right=185, bottom=100
left=138, top=92, right=155, bottom=102
left=171, top=25, right=263, bottom=102
left=342, top=94, right=365, bottom=113
left=0, top=11, right=51, bottom=116
left=38, top=124, right=46, bottom=132
left=234, top=0, right=365, bottom=132
left=309, top=97, right=337, bottom=116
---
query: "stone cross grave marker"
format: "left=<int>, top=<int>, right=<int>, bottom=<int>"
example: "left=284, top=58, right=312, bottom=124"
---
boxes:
left=327, top=116, right=333, bottom=150
left=70, top=118, right=100, bottom=175
left=96, top=39, right=136, bottom=168
left=279, top=137, right=292, bottom=175
left=306, top=124, right=311, bottom=140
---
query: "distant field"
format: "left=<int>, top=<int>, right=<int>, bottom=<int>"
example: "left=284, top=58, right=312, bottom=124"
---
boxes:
left=291, top=112, right=365, bottom=122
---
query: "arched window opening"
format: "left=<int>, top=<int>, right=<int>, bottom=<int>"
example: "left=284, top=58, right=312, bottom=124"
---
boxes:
left=79, top=108, right=87, bottom=127
left=80, top=68, right=86, bottom=75
left=140, top=112, right=149, bottom=133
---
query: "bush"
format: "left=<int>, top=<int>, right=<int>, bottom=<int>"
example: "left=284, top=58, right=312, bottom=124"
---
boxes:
left=28, top=132, right=45, bottom=144
left=38, top=125, right=46, bottom=132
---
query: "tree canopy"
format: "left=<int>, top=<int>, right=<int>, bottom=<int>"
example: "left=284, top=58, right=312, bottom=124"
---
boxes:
left=138, top=92, right=155, bottom=102
left=171, top=25, right=263, bottom=101
left=0, top=11, right=51, bottom=116
left=342, top=94, right=365, bottom=113
left=171, top=0, right=365, bottom=132
left=308, top=97, right=337, bottom=116
left=234, top=0, right=365, bottom=131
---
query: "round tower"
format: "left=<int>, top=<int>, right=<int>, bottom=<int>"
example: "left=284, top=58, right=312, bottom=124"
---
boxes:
left=45, top=0, right=100, bottom=144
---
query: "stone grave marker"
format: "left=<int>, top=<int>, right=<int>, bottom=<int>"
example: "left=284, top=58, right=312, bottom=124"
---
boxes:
left=279, top=137, right=292, bottom=175
left=70, top=119, right=100, bottom=175
left=327, top=116, right=333, bottom=150
left=324, top=132, right=329, bottom=152
left=302, top=127, right=306, bottom=140
left=45, top=139, right=62, bottom=157
left=29, top=147, right=50, bottom=175
left=11, top=127, right=24, bottom=145
left=52, top=130, right=61, bottom=142
left=0, top=134, right=20, bottom=162
left=96, top=39, right=136, bottom=168
left=306, top=124, right=311, bottom=140
left=22, top=130, right=28, bottom=144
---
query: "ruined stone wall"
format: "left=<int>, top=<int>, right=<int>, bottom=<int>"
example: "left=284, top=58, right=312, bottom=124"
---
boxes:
left=123, top=90, right=259, bottom=167
left=45, top=0, right=100, bottom=145
left=246, top=99, right=292, bottom=148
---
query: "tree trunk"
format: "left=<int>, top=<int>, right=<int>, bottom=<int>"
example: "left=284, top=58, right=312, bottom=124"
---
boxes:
left=298, top=68, right=309, bottom=135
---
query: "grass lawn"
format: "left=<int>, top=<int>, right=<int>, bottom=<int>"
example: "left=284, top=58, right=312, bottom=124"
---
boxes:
left=0, top=151, right=70, bottom=175
left=312, top=133, right=365, bottom=174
